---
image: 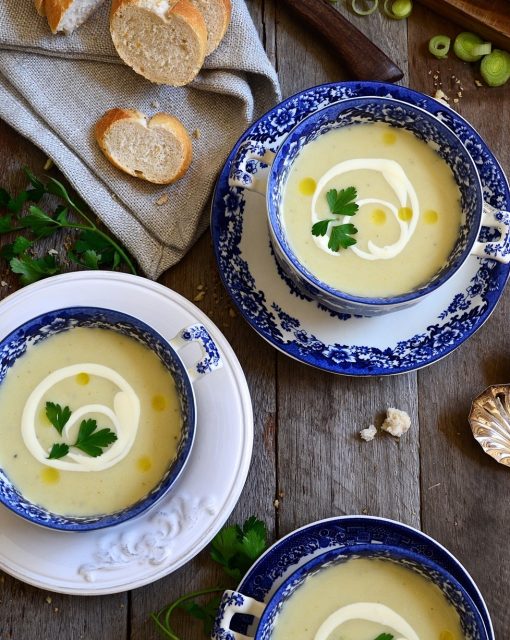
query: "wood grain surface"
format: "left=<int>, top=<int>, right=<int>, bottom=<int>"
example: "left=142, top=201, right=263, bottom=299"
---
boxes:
left=0, top=1, right=509, bottom=639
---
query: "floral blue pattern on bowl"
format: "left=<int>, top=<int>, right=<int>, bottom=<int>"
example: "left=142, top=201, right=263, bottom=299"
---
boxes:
left=0, top=306, right=222, bottom=532
left=212, top=516, right=493, bottom=640
left=213, top=544, right=488, bottom=640
left=211, top=81, right=510, bottom=374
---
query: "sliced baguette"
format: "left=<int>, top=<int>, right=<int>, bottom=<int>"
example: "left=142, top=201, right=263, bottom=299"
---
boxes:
left=110, top=0, right=207, bottom=86
left=95, top=108, right=193, bottom=185
left=44, top=0, right=105, bottom=34
left=34, top=0, right=46, bottom=17
left=189, top=0, right=231, bottom=55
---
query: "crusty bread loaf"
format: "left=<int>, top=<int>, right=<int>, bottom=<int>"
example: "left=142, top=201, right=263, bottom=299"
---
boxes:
left=188, top=0, right=231, bottom=55
left=95, top=108, right=193, bottom=185
left=34, top=0, right=46, bottom=17
left=110, top=0, right=207, bottom=87
left=44, top=0, right=104, bottom=34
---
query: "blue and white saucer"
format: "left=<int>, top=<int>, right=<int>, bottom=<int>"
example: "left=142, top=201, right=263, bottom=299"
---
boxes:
left=211, top=82, right=510, bottom=375
left=235, top=516, right=494, bottom=638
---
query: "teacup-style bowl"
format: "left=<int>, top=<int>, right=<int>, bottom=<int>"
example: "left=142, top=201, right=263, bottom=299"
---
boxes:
left=230, top=95, right=510, bottom=316
left=0, top=306, right=222, bottom=532
left=214, top=543, right=489, bottom=640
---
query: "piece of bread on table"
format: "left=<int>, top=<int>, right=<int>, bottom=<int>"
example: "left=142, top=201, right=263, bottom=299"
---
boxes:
left=188, top=0, right=231, bottom=55
left=110, top=0, right=207, bottom=87
left=95, top=108, right=193, bottom=185
left=44, top=0, right=105, bottom=34
left=34, top=0, right=46, bottom=16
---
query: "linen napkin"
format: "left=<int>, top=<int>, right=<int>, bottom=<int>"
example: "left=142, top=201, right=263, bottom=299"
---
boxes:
left=0, top=0, right=280, bottom=278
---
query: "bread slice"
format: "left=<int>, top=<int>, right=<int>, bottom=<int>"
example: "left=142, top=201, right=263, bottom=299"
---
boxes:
left=188, top=0, right=231, bottom=55
left=110, top=0, right=207, bottom=86
left=44, top=0, right=105, bottom=34
left=95, top=108, right=193, bottom=185
left=34, top=0, right=46, bottom=16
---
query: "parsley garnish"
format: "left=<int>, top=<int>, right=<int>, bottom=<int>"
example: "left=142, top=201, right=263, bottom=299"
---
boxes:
left=45, top=403, right=117, bottom=460
left=151, top=517, right=268, bottom=639
left=45, top=401, right=72, bottom=435
left=311, top=186, right=359, bottom=252
left=374, top=634, right=395, bottom=640
left=0, top=168, right=136, bottom=285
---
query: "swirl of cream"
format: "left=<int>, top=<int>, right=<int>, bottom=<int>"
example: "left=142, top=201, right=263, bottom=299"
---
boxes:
left=311, top=159, right=420, bottom=261
left=21, top=363, right=140, bottom=472
left=313, top=602, right=420, bottom=640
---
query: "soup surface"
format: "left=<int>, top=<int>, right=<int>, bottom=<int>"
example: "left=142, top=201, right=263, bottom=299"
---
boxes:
left=282, top=123, right=463, bottom=298
left=0, top=327, right=182, bottom=516
left=271, top=557, right=464, bottom=640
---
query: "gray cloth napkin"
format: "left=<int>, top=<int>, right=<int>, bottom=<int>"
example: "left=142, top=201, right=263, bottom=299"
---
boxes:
left=0, top=0, right=280, bottom=278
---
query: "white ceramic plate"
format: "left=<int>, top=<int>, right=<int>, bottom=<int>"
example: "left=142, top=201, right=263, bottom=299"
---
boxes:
left=0, top=272, right=253, bottom=595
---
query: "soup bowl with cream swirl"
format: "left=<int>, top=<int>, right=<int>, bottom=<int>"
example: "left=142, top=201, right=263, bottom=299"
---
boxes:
left=0, top=306, right=222, bottom=531
left=213, top=544, right=489, bottom=640
left=229, top=96, right=510, bottom=316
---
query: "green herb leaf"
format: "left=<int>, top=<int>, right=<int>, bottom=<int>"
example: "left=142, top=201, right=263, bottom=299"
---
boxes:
left=22, top=206, right=61, bottom=238
left=1, top=236, right=33, bottom=260
left=326, top=186, right=359, bottom=216
left=210, top=516, right=268, bottom=580
left=10, top=253, right=60, bottom=285
left=328, top=223, right=358, bottom=252
left=74, top=419, right=118, bottom=457
left=45, top=402, right=72, bottom=435
left=48, top=443, right=70, bottom=460
left=374, top=634, right=395, bottom=640
left=179, top=595, right=222, bottom=636
left=311, top=219, right=334, bottom=237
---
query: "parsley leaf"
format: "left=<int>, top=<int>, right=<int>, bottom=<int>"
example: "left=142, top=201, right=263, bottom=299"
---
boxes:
left=311, top=219, right=334, bottom=236
left=45, top=402, right=72, bottom=435
left=22, top=206, right=61, bottom=238
left=74, top=418, right=118, bottom=457
left=328, top=223, right=358, bottom=252
left=210, top=516, right=268, bottom=580
left=179, top=595, right=222, bottom=637
left=374, top=634, right=394, bottom=640
left=0, top=236, right=32, bottom=260
left=326, top=186, right=359, bottom=216
left=48, top=443, right=70, bottom=460
left=10, top=254, right=60, bottom=285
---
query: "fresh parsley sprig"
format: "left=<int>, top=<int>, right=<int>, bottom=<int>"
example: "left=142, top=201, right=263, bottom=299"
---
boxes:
left=0, top=168, right=137, bottom=285
left=151, top=517, right=268, bottom=639
left=45, top=401, right=117, bottom=459
left=374, top=634, right=394, bottom=640
left=311, top=186, right=359, bottom=252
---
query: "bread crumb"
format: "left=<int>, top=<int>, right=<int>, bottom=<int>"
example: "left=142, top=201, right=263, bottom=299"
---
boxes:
left=48, top=248, right=58, bottom=256
left=273, top=499, right=279, bottom=509
left=475, top=79, right=483, bottom=87
left=192, top=128, right=201, bottom=139
left=54, top=607, right=59, bottom=613
left=453, top=98, right=459, bottom=104
left=0, top=281, right=8, bottom=287
left=193, top=291, right=206, bottom=302
left=228, top=308, right=236, bottom=318
left=433, top=89, right=449, bottom=106
left=197, top=283, right=204, bottom=290
left=45, top=596, right=52, bottom=604
left=43, top=158, right=54, bottom=171
left=151, top=100, right=160, bottom=109
left=360, top=424, right=377, bottom=442
left=381, top=407, right=411, bottom=437
left=156, top=193, right=169, bottom=206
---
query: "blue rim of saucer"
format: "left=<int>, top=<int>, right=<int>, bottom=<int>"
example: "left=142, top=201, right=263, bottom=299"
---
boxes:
left=210, top=81, right=510, bottom=376
left=236, top=515, right=493, bottom=638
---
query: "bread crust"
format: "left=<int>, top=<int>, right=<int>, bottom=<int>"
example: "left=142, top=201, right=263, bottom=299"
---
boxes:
left=194, top=0, right=231, bottom=55
left=34, top=0, right=46, bottom=17
left=95, top=108, right=193, bottom=185
left=110, top=0, right=207, bottom=86
left=44, top=0, right=74, bottom=32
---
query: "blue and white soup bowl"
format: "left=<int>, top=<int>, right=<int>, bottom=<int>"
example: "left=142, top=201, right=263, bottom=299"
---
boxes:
left=213, top=544, right=489, bottom=640
left=0, top=306, right=222, bottom=532
left=229, top=95, right=510, bottom=316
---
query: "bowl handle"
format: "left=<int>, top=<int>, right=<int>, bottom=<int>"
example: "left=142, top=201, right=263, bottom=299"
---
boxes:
left=472, top=202, right=510, bottom=263
left=170, top=324, right=222, bottom=383
left=228, top=140, right=275, bottom=195
left=212, top=590, right=266, bottom=640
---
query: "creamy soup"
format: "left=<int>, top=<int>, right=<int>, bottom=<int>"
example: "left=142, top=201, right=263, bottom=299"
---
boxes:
left=0, top=327, right=182, bottom=517
left=271, top=558, right=464, bottom=640
left=282, top=123, right=462, bottom=298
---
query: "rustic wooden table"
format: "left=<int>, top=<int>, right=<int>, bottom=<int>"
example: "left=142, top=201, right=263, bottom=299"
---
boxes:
left=1, top=1, right=509, bottom=638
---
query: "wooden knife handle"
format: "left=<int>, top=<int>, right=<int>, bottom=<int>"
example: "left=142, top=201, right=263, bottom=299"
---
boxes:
left=281, top=0, right=404, bottom=84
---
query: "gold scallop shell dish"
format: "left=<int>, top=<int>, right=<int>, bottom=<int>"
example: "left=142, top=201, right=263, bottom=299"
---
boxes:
left=469, top=385, right=510, bottom=467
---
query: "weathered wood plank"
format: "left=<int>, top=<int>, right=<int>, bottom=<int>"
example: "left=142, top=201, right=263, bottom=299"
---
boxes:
left=272, top=2, right=420, bottom=537
left=409, top=5, right=510, bottom=638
